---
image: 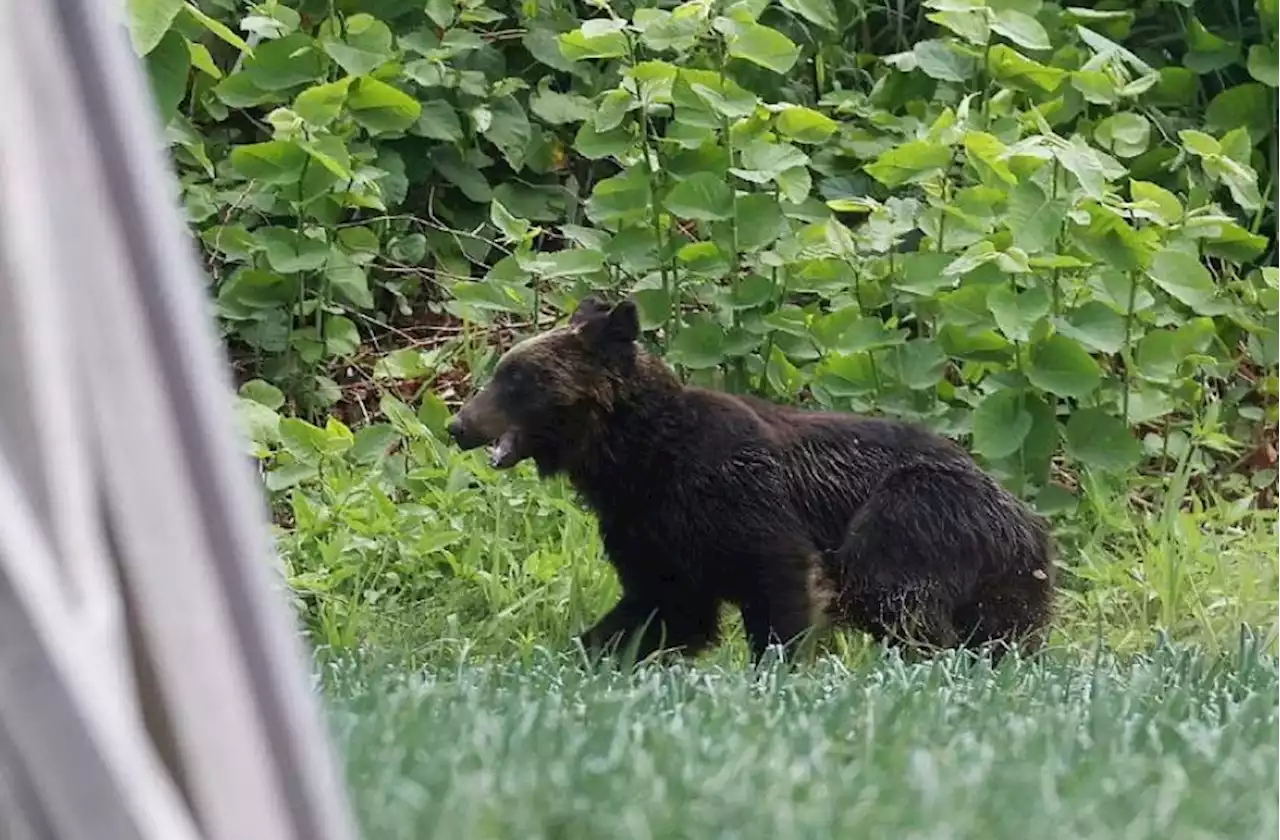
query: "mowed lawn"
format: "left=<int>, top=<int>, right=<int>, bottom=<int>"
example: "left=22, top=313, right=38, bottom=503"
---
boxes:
left=325, top=643, right=1278, bottom=840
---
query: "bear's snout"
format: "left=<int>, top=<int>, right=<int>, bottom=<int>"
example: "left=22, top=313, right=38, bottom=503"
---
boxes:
left=446, top=413, right=485, bottom=450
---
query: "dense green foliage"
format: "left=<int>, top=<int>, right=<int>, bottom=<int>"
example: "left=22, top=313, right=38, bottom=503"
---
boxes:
left=128, top=0, right=1278, bottom=651
left=327, top=641, right=1278, bottom=840
left=123, top=7, right=1277, bottom=832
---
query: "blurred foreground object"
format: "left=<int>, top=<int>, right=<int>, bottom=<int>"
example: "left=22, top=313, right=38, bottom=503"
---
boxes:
left=0, top=1, right=359, bottom=838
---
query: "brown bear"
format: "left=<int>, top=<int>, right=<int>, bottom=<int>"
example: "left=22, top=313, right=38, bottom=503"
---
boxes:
left=446, top=296, right=1055, bottom=662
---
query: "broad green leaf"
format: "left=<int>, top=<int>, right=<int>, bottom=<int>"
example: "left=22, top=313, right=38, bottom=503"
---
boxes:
left=350, top=424, right=401, bottom=464
left=321, top=14, right=394, bottom=76
left=739, top=140, right=810, bottom=176
left=186, top=39, right=222, bottom=78
left=775, top=166, right=812, bottom=203
left=775, top=107, right=838, bottom=144
left=217, top=269, right=296, bottom=314
left=1070, top=204, right=1151, bottom=271
left=1183, top=16, right=1240, bottom=74
left=293, top=78, right=351, bottom=126
left=1056, top=302, right=1126, bottom=355
left=1203, top=154, right=1264, bottom=212
left=937, top=325, right=1013, bottom=362
left=1247, top=44, right=1279, bottom=87
left=558, top=25, right=628, bottom=60
left=483, top=95, right=533, bottom=169
left=144, top=29, right=190, bottom=117
left=912, top=39, right=978, bottom=82
left=634, top=8, right=703, bottom=52
left=1006, top=180, right=1066, bottom=253
left=1205, top=83, right=1271, bottom=138
left=1094, top=112, right=1150, bottom=158
left=1054, top=136, right=1107, bottom=199
left=326, top=249, right=373, bottom=308
left=425, top=0, right=456, bottom=28
left=668, top=318, right=727, bottom=369
left=988, top=285, right=1051, bottom=342
left=213, top=72, right=276, bottom=108
left=245, top=33, right=326, bottom=91
left=928, top=9, right=990, bottom=45
left=324, top=315, right=361, bottom=357
left=829, top=317, right=908, bottom=354
left=595, top=89, right=633, bottom=132
left=779, top=0, right=838, bottom=30
left=963, top=131, right=1016, bottom=185
left=528, top=249, right=606, bottom=278
left=733, top=194, right=787, bottom=251
left=678, top=242, right=730, bottom=277
left=415, top=100, right=464, bottom=142
left=182, top=3, right=251, bottom=53
left=664, top=173, right=735, bottom=221
left=1135, top=326, right=1201, bottom=383
left=891, top=339, right=948, bottom=390
left=258, top=227, right=329, bottom=273
left=1125, top=386, right=1175, bottom=424
left=728, top=23, right=800, bottom=74
left=729, top=274, right=775, bottom=309
left=128, top=0, right=183, bottom=55
left=987, top=44, right=1065, bottom=91
left=586, top=170, right=652, bottom=226
left=865, top=140, right=953, bottom=188
left=895, top=252, right=957, bottom=296
left=524, top=27, right=580, bottom=71
left=1147, top=250, right=1216, bottom=312
left=490, top=200, right=531, bottom=243
left=201, top=225, right=258, bottom=260
left=574, top=123, right=635, bottom=159
left=1071, top=70, right=1117, bottom=104
left=990, top=9, right=1051, bottom=51
left=1026, top=334, right=1101, bottom=398
left=971, top=389, right=1033, bottom=460
left=240, top=379, right=286, bottom=410
left=531, top=86, right=594, bottom=125
left=1065, top=408, right=1140, bottom=472
left=347, top=77, right=421, bottom=133
left=374, top=348, right=434, bottom=380
left=1199, top=219, right=1269, bottom=262
left=1178, top=129, right=1221, bottom=157
left=1129, top=180, right=1182, bottom=225
left=229, top=140, right=308, bottom=184
left=1260, top=0, right=1276, bottom=29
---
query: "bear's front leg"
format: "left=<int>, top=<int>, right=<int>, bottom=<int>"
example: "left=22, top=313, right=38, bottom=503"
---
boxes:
left=739, top=555, right=828, bottom=663
left=578, top=593, right=719, bottom=661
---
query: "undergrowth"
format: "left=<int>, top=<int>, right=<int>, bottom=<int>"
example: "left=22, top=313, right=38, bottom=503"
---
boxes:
left=272, top=418, right=1278, bottom=664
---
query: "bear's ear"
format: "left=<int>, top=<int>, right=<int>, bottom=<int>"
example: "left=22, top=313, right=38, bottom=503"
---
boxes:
left=569, top=295, right=611, bottom=325
left=578, top=298, right=639, bottom=349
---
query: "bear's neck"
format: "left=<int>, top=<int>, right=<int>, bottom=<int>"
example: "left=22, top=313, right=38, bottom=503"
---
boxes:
left=563, top=355, right=685, bottom=515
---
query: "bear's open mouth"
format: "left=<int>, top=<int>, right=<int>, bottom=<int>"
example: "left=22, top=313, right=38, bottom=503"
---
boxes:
left=488, top=429, right=523, bottom=470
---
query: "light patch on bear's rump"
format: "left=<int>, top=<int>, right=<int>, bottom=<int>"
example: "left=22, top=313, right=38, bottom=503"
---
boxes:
left=806, top=556, right=836, bottom=626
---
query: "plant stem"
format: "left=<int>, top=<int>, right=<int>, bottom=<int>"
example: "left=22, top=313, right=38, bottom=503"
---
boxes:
left=1121, top=270, right=1140, bottom=427
left=719, top=40, right=745, bottom=391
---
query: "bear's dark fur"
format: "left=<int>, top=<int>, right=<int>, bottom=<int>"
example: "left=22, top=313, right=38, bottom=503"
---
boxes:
left=447, top=297, right=1056, bottom=662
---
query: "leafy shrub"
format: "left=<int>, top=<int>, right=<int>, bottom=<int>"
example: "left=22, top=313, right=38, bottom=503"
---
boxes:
left=127, top=0, right=1277, bottom=643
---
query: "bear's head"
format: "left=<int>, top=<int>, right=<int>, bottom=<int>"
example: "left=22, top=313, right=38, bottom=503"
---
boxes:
left=446, top=296, right=643, bottom=473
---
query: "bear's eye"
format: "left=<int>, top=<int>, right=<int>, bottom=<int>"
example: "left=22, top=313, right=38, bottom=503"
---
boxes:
left=502, top=364, right=531, bottom=387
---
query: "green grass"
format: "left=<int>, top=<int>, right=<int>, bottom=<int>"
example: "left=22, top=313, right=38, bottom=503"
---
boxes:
left=324, top=640, right=1279, bottom=840
left=282, top=430, right=1279, bottom=839
left=278, top=435, right=1279, bottom=663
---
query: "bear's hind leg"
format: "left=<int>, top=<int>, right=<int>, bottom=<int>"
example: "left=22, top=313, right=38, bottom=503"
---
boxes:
left=739, top=550, right=830, bottom=662
left=833, top=464, right=1003, bottom=654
